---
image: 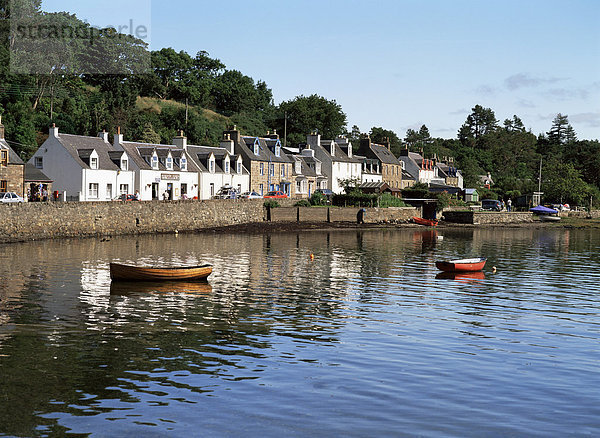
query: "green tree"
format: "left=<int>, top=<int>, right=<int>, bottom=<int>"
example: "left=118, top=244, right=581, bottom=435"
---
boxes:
left=139, top=122, right=161, bottom=144
left=542, top=159, right=591, bottom=205
left=274, top=94, right=347, bottom=146
left=547, top=113, right=576, bottom=145
left=458, top=105, right=498, bottom=147
left=503, top=115, right=525, bottom=132
left=369, top=126, right=402, bottom=155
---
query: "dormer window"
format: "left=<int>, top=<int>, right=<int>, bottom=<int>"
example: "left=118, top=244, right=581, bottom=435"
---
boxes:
left=209, top=159, right=215, bottom=173
left=90, top=157, right=98, bottom=169
left=316, top=163, right=321, bottom=174
left=166, top=155, right=173, bottom=170
left=295, top=161, right=301, bottom=173
left=253, top=139, right=260, bottom=155
left=275, top=145, right=281, bottom=157
left=224, top=160, right=230, bottom=173
left=35, top=156, right=43, bottom=169
left=180, top=157, right=187, bottom=171
left=236, top=161, right=242, bottom=174
left=152, top=154, right=159, bottom=169
left=330, top=144, right=335, bottom=156
left=121, top=159, right=128, bottom=171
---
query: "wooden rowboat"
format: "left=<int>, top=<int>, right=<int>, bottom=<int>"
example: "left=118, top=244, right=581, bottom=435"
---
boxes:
left=110, top=263, right=212, bottom=281
left=413, top=217, right=439, bottom=226
left=435, top=257, right=487, bottom=272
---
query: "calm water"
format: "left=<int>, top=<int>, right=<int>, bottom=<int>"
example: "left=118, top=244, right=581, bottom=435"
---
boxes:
left=1, top=228, right=599, bottom=437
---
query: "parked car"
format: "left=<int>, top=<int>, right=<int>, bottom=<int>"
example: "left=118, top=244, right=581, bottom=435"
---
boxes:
left=214, top=185, right=239, bottom=199
left=239, top=191, right=263, bottom=199
left=481, top=199, right=502, bottom=211
left=264, top=190, right=288, bottom=199
left=0, top=192, right=25, bottom=203
left=115, top=194, right=138, bottom=201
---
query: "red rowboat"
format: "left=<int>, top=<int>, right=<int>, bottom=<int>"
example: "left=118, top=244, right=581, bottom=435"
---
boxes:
left=435, top=257, right=487, bottom=272
left=413, top=217, right=438, bottom=226
left=110, top=263, right=212, bottom=281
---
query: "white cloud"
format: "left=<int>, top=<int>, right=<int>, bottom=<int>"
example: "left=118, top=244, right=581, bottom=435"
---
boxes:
left=505, top=73, right=565, bottom=90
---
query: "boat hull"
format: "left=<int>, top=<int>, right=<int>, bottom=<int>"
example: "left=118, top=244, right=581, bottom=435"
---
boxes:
left=110, top=263, right=212, bottom=281
left=413, top=217, right=438, bottom=226
left=540, top=215, right=561, bottom=222
left=435, top=258, right=487, bottom=272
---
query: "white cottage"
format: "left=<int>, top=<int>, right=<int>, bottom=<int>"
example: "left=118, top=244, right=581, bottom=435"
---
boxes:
left=305, top=133, right=361, bottom=194
left=28, top=126, right=135, bottom=201
left=180, top=133, right=249, bottom=200
left=113, top=131, right=199, bottom=201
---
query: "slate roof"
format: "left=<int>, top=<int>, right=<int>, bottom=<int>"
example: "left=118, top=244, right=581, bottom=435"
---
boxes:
left=318, top=139, right=359, bottom=163
left=24, top=163, right=52, bottom=182
left=370, top=143, right=400, bottom=165
left=119, top=141, right=199, bottom=172
left=186, top=144, right=247, bottom=175
left=57, top=134, right=121, bottom=170
left=239, top=136, right=293, bottom=164
left=0, top=139, right=24, bottom=165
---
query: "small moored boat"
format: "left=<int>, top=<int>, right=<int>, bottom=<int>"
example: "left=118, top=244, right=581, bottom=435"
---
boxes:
left=413, top=217, right=438, bottom=227
left=110, top=263, right=212, bottom=281
left=435, top=257, right=487, bottom=272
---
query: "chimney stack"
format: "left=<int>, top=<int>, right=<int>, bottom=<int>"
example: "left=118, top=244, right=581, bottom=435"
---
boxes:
left=49, top=123, right=59, bottom=138
left=113, top=126, right=124, bottom=149
left=173, top=130, right=187, bottom=150
left=220, top=132, right=235, bottom=155
left=98, top=129, right=109, bottom=143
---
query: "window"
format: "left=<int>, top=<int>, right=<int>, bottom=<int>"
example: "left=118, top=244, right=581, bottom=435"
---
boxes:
left=237, top=162, right=242, bottom=174
left=275, top=145, right=281, bottom=157
left=0, top=150, right=7, bottom=167
left=209, top=160, right=215, bottom=173
left=0, top=180, right=6, bottom=192
left=166, top=156, right=173, bottom=170
left=210, top=183, right=215, bottom=197
left=120, top=184, right=128, bottom=195
left=280, top=164, right=285, bottom=177
left=35, top=156, right=43, bottom=169
left=90, top=157, right=98, bottom=169
left=259, top=163, right=264, bottom=175
left=259, top=184, right=263, bottom=195
left=180, top=157, right=187, bottom=171
left=106, top=184, right=113, bottom=199
left=269, top=163, right=274, bottom=176
left=152, top=155, right=159, bottom=169
left=181, top=183, right=187, bottom=195
left=254, top=143, right=259, bottom=155
left=121, top=159, right=128, bottom=171
left=89, top=183, right=99, bottom=198
left=224, top=161, right=230, bottom=173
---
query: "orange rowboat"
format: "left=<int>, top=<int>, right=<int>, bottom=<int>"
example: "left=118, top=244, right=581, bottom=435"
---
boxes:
left=110, top=263, right=212, bottom=281
left=435, top=258, right=487, bottom=272
left=413, top=217, right=438, bottom=226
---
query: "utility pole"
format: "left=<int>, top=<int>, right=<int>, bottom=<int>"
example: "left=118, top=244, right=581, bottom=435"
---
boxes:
left=185, top=98, right=189, bottom=129
left=284, top=111, right=287, bottom=148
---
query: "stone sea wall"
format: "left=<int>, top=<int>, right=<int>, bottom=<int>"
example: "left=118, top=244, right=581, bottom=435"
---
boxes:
left=442, top=211, right=534, bottom=224
left=0, top=199, right=266, bottom=243
left=270, top=206, right=418, bottom=223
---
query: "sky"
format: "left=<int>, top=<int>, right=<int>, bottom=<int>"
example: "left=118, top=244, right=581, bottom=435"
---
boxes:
left=42, top=0, right=600, bottom=141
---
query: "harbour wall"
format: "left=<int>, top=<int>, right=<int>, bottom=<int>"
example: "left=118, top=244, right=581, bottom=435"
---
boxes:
left=0, top=200, right=417, bottom=243
left=443, top=211, right=534, bottom=224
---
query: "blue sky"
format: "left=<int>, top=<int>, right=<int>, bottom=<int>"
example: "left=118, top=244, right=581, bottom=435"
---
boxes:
left=42, top=0, right=600, bottom=141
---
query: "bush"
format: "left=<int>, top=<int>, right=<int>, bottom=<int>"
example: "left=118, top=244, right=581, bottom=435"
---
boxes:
left=332, top=190, right=378, bottom=207
left=294, top=200, right=311, bottom=207
left=263, top=200, right=280, bottom=209
left=378, top=193, right=407, bottom=207
left=310, top=192, right=327, bottom=206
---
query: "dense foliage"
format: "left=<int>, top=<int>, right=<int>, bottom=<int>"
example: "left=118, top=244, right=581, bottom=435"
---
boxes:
left=0, top=1, right=598, bottom=206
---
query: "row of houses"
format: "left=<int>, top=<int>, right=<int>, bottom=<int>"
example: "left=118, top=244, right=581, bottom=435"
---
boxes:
left=1, top=120, right=465, bottom=202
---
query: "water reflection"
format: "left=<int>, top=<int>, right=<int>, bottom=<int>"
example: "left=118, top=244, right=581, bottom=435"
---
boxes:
left=1, top=228, right=599, bottom=436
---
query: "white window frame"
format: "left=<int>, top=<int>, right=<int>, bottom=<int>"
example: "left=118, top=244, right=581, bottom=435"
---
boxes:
left=88, top=183, right=99, bottom=199
left=90, top=157, right=98, bottom=169
left=121, top=159, right=128, bottom=171
left=209, top=159, right=215, bottom=173
left=152, top=154, right=159, bottom=170
left=166, top=156, right=173, bottom=170
left=119, top=184, right=128, bottom=195
left=35, top=156, right=43, bottom=169
left=180, top=157, right=187, bottom=171
left=237, top=161, right=242, bottom=174
left=224, top=160, right=230, bottom=173
left=106, top=184, right=113, bottom=199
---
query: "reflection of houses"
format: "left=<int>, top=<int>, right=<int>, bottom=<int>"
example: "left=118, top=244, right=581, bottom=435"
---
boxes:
left=225, top=128, right=293, bottom=197
left=358, top=135, right=403, bottom=189
left=29, top=126, right=135, bottom=201
left=24, top=163, right=53, bottom=201
left=114, top=130, right=199, bottom=201
left=304, top=133, right=361, bottom=194
left=183, top=133, right=249, bottom=200
left=0, top=118, right=25, bottom=196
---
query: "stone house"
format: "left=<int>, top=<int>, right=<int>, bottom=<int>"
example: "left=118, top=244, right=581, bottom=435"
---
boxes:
left=29, top=126, right=135, bottom=201
left=224, top=128, right=294, bottom=197
left=357, top=135, right=402, bottom=189
left=0, top=119, right=25, bottom=196
left=304, top=133, right=361, bottom=194
left=113, top=130, right=199, bottom=201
